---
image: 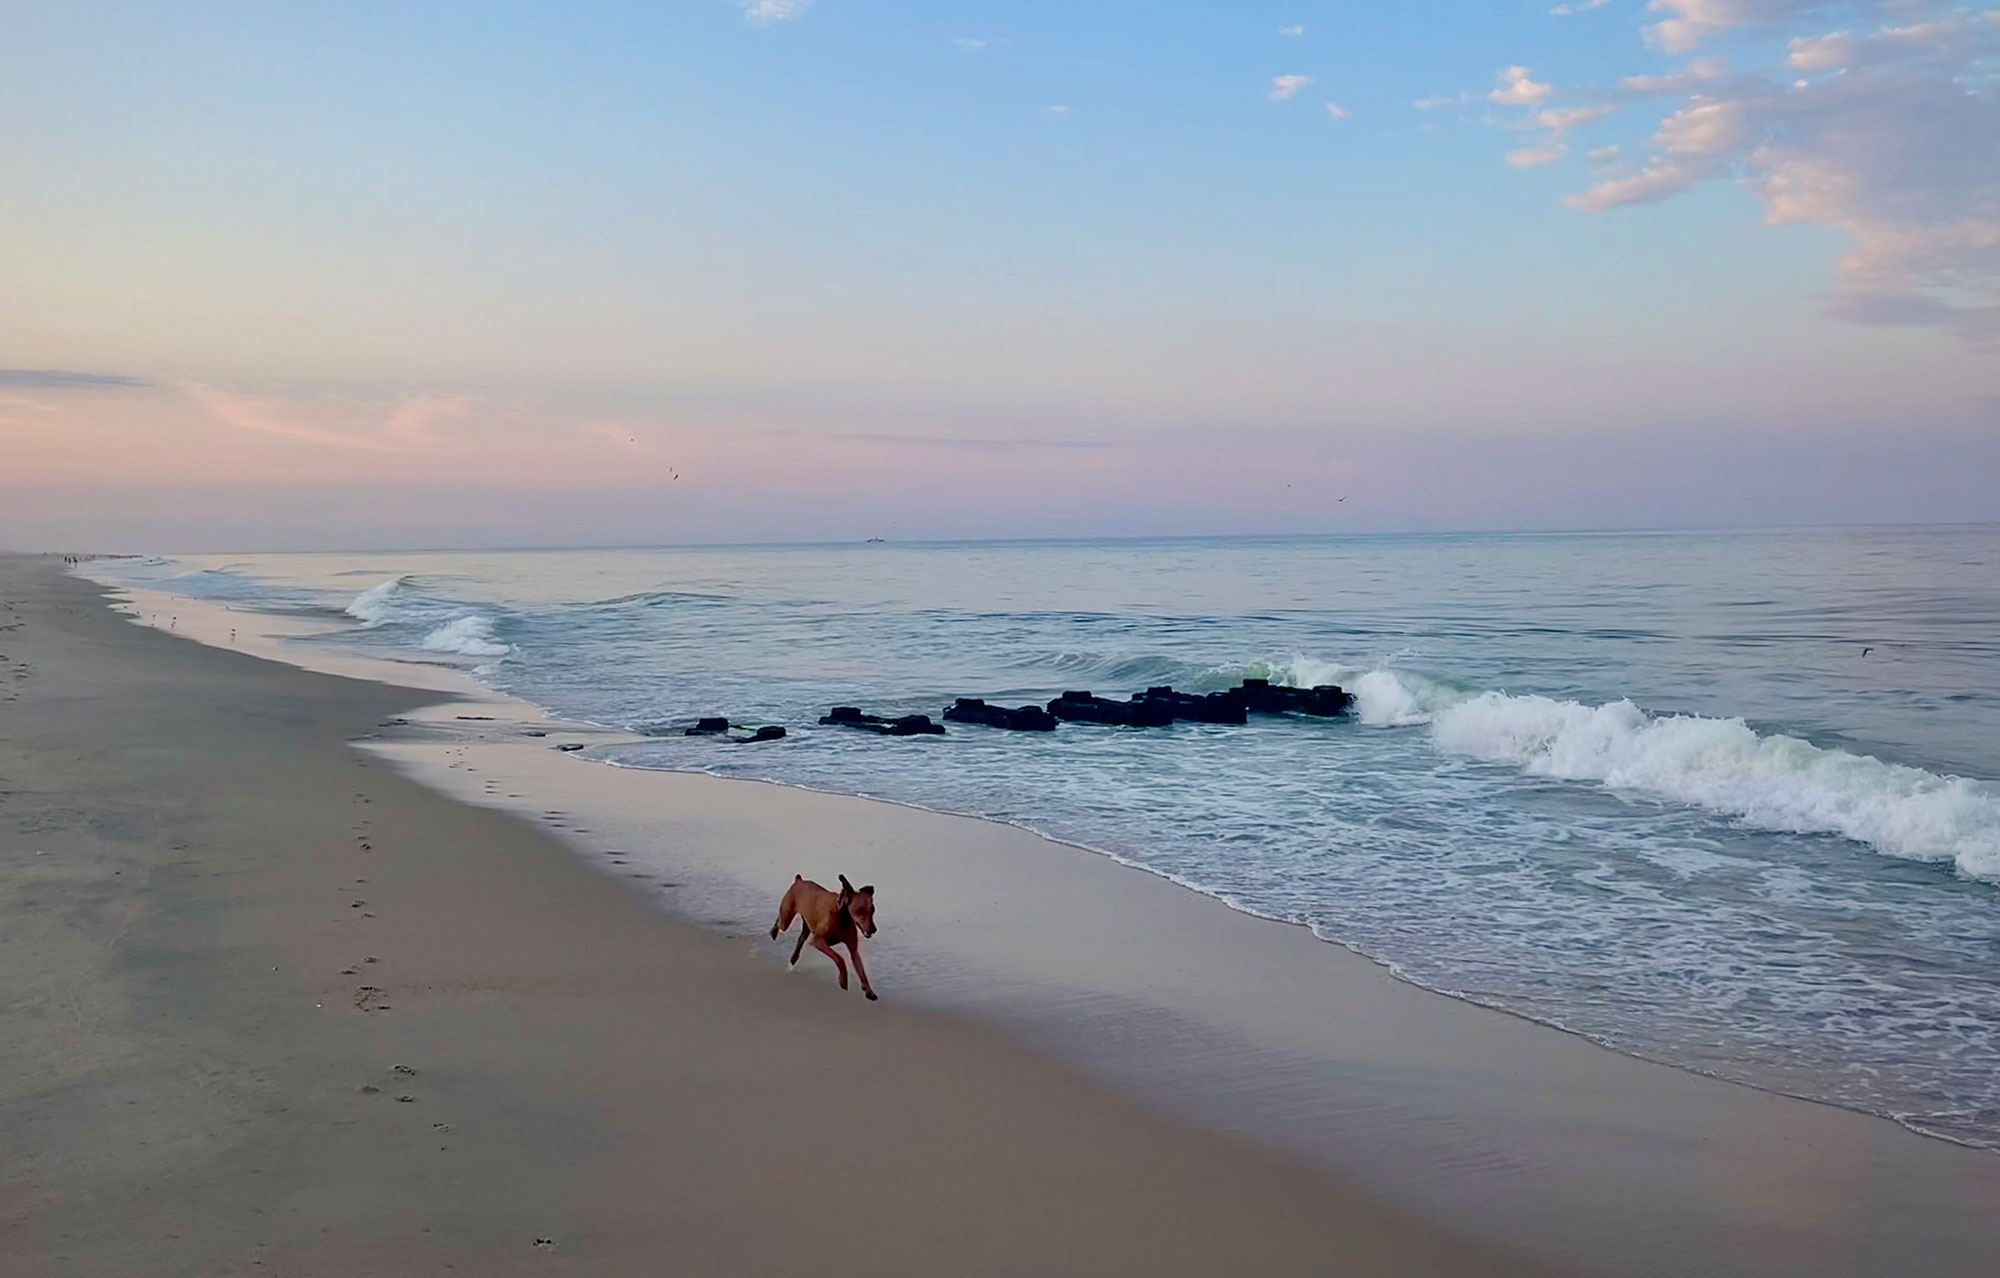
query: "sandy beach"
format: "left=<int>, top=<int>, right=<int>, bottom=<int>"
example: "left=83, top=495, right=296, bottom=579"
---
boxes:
left=0, top=554, right=1540, bottom=1275
left=5, top=553, right=1997, bottom=1276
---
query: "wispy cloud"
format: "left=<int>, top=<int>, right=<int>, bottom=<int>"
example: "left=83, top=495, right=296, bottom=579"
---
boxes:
left=181, top=383, right=480, bottom=453
left=1279, top=25, right=1305, bottom=37
left=1643, top=0, right=1829, bottom=54
left=736, top=0, right=811, bottom=27
left=578, top=423, right=657, bottom=454
left=1505, top=102, right=1616, bottom=166
left=0, top=368, right=151, bottom=389
left=1269, top=74, right=1312, bottom=101
left=1562, top=4, right=1998, bottom=339
left=1414, top=92, right=1470, bottom=110
left=829, top=432, right=1113, bottom=453
left=953, top=36, right=990, bottom=52
left=1042, top=103, right=1070, bottom=117
left=1325, top=102, right=1351, bottom=121
left=1490, top=66, right=1553, bottom=106
left=1551, top=0, right=1610, bottom=15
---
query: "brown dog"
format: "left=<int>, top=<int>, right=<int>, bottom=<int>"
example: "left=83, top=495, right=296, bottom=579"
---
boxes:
left=770, top=873, right=878, bottom=1000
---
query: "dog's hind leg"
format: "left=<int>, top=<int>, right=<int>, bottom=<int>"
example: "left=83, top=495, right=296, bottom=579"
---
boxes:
left=811, top=934, right=849, bottom=990
left=770, top=892, right=796, bottom=941
left=789, top=923, right=810, bottom=967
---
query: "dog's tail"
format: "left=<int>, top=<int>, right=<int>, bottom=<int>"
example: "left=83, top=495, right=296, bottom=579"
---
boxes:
left=771, top=879, right=801, bottom=939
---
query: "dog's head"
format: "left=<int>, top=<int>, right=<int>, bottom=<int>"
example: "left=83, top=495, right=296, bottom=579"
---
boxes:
left=838, top=874, right=877, bottom=938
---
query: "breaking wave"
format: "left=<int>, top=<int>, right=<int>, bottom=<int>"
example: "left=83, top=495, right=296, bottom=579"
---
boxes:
left=345, top=577, right=413, bottom=626
left=1431, top=693, right=2000, bottom=882
left=1225, top=655, right=1999, bottom=881
left=418, top=615, right=511, bottom=658
left=1223, top=655, right=1465, bottom=727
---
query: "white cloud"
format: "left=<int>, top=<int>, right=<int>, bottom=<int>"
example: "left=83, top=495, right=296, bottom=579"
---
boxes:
left=1325, top=102, right=1351, bottom=120
left=1588, top=144, right=1624, bottom=164
left=1551, top=0, right=1611, bottom=13
left=1640, top=0, right=1884, bottom=54
left=1508, top=141, right=1570, bottom=167
left=953, top=37, right=990, bottom=52
left=736, top=0, right=812, bottom=26
left=1279, top=25, right=1305, bottom=37
left=1269, top=74, right=1313, bottom=101
left=1042, top=104, right=1069, bottom=117
left=1566, top=5, right=1999, bottom=339
left=1490, top=66, right=1554, bottom=105
left=1414, top=92, right=1469, bottom=109
left=1538, top=104, right=1616, bottom=132
left=1619, top=57, right=1730, bottom=93
left=1488, top=71, right=1615, bottom=170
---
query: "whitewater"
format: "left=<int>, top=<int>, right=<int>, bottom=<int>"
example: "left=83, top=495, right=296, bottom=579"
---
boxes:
left=86, top=527, right=2000, bottom=1148
left=1302, top=665, right=1998, bottom=882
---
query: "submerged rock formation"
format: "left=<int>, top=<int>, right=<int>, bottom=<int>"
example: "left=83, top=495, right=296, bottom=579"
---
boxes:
left=1231, top=678, right=1351, bottom=717
left=942, top=698, right=1059, bottom=731
left=819, top=707, right=946, bottom=736
left=1134, top=686, right=1249, bottom=725
left=1045, top=691, right=1177, bottom=728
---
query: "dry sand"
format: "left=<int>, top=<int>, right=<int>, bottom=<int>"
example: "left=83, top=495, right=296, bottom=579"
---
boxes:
left=0, top=555, right=1538, bottom=1276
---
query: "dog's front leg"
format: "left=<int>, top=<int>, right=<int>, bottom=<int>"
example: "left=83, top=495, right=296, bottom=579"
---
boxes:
left=789, top=924, right=810, bottom=967
left=844, top=940, right=877, bottom=1001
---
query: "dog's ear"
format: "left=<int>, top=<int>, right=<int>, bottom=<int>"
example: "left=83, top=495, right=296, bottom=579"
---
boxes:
left=838, top=873, right=854, bottom=892
left=859, top=885, right=874, bottom=896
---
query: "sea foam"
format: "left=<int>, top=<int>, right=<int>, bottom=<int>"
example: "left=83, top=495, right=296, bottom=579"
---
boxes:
left=344, top=578, right=409, bottom=626
left=1247, top=659, right=2000, bottom=881
left=419, top=615, right=511, bottom=658
left=1429, top=691, right=2000, bottom=881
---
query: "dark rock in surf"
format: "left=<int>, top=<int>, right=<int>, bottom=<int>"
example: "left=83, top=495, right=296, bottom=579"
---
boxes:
left=819, top=707, right=946, bottom=736
left=1231, top=678, right=1351, bottom=717
left=1134, top=686, right=1249, bottom=725
left=1045, top=690, right=1176, bottom=728
left=684, top=717, right=730, bottom=735
left=738, top=725, right=787, bottom=743
left=942, top=698, right=1058, bottom=731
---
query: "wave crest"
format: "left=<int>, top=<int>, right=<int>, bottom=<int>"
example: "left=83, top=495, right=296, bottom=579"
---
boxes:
left=419, top=615, right=511, bottom=658
left=1432, top=692, right=2000, bottom=882
left=345, top=577, right=413, bottom=626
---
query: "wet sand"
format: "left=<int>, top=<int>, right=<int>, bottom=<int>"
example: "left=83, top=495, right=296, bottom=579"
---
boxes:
left=0, top=554, right=1537, bottom=1276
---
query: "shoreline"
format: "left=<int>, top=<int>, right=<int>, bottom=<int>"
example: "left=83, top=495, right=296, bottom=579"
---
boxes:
left=96, top=574, right=1999, bottom=1154
left=2, top=554, right=1542, bottom=1276
left=55, top=562, right=2000, bottom=1276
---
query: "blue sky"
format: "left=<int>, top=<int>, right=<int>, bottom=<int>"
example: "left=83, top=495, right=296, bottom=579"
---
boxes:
left=1, top=2, right=1994, bottom=549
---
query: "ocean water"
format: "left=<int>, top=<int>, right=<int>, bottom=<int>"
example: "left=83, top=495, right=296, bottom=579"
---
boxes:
left=91, top=526, right=2000, bottom=1148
